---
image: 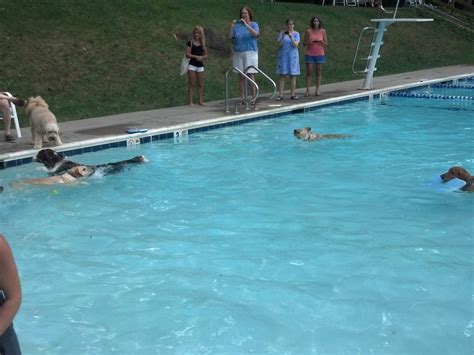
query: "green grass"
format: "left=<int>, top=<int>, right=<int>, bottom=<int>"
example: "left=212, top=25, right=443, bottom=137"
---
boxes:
left=0, top=0, right=472, bottom=126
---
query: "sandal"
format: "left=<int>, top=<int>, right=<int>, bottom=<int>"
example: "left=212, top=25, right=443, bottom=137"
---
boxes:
left=5, top=134, right=15, bottom=142
left=304, top=93, right=311, bottom=97
left=290, top=96, right=299, bottom=100
left=275, top=96, right=284, bottom=101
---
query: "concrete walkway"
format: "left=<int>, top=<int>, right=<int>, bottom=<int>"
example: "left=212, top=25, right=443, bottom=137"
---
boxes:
left=1, top=65, right=473, bottom=161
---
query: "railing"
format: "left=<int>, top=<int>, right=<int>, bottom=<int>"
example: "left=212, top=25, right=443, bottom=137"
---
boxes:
left=224, top=65, right=277, bottom=114
left=421, top=1, right=473, bottom=32
left=244, top=65, right=278, bottom=101
left=378, top=0, right=401, bottom=18
left=224, top=66, right=258, bottom=113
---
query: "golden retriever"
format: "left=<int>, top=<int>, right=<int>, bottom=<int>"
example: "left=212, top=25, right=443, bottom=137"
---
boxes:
left=440, top=166, right=473, bottom=192
left=11, top=165, right=94, bottom=188
left=293, top=127, right=351, bottom=141
left=25, top=96, right=62, bottom=149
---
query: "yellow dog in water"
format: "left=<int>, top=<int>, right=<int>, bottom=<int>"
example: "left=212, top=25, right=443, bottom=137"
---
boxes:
left=11, top=166, right=94, bottom=188
left=293, top=127, right=351, bottom=141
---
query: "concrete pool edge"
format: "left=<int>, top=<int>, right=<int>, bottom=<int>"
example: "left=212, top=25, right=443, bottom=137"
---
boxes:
left=1, top=71, right=473, bottom=169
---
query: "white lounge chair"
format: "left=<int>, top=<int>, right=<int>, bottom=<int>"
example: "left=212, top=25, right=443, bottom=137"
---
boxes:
left=0, top=92, right=22, bottom=138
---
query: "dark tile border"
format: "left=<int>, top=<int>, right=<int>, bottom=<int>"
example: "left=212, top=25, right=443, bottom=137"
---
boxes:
left=0, top=78, right=469, bottom=170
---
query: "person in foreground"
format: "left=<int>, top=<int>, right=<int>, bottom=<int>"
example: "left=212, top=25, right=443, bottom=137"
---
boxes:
left=440, top=166, right=474, bottom=192
left=275, top=18, right=301, bottom=101
left=0, top=234, right=22, bottom=355
left=185, top=26, right=208, bottom=106
left=303, top=16, right=327, bottom=97
left=229, top=6, right=260, bottom=102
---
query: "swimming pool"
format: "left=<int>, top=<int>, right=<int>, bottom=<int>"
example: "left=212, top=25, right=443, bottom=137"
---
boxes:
left=1, top=85, right=473, bottom=354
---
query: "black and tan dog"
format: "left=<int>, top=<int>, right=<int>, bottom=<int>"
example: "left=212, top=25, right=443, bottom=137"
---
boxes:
left=293, top=127, right=351, bottom=141
left=34, top=148, right=147, bottom=176
left=440, top=166, right=474, bottom=192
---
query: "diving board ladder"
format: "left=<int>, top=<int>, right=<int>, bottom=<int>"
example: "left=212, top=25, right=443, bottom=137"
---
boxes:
left=352, top=18, right=433, bottom=90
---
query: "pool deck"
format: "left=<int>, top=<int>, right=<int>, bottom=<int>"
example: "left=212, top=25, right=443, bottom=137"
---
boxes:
left=1, top=64, right=473, bottom=162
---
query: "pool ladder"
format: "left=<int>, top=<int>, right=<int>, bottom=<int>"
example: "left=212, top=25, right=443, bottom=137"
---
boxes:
left=224, top=65, right=277, bottom=113
left=351, top=26, right=381, bottom=79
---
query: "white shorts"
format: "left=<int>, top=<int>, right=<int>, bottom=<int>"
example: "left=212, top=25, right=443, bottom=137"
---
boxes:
left=232, top=51, right=258, bottom=74
left=188, top=65, right=204, bottom=73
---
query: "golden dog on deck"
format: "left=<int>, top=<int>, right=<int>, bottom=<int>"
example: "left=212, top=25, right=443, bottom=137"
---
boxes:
left=25, top=96, right=63, bottom=149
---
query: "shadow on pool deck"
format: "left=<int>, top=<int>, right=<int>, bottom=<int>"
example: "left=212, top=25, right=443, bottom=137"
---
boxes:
left=1, top=65, right=473, bottom=160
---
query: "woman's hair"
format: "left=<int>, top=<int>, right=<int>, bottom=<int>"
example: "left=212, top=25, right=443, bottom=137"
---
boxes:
left=239, top=6, right=254, bottom=21
left=310, top=16, right=323, bottom=30
left=193, top=26, right=206, bottom=48
left=285, top=18, right=294, bottom=26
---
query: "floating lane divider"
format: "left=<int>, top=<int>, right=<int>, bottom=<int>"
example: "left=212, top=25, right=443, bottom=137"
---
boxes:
left=430, top=83, right=474, bottom=89
left=388, top=91, right=474, bottom=100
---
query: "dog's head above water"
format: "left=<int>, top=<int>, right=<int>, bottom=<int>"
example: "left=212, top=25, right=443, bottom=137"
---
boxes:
left=440, top=166, right=471, bottom=183
left=293, top=127, right=315, bottom=140
left=68, top=165, right=95, bottom=178
left=34, top=148, right=66, bottom=169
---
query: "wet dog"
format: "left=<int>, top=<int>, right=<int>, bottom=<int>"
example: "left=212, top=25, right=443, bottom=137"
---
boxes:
left=25, top=96, right=63, bottom=149
left=293, top=127, right=351, bottom=141
left=11, top=166, right=95, bottom=187
left=34, top=148, right=147, bottom=176
left=440, top=166, right=473, bottom=192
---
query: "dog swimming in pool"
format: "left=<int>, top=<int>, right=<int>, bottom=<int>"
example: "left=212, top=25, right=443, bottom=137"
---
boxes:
left=34, top=148, right=148, bottom=176
left=440, top=166, right=474, bottom=192
left=8, top=149, right=148, bottom=189
left=11, top=165, right=95, bottom=188
left=293, top=127, right=351, bottom=141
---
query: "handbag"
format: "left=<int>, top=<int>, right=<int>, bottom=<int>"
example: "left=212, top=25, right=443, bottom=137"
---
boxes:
left=180, top=55, right=190, bottom=76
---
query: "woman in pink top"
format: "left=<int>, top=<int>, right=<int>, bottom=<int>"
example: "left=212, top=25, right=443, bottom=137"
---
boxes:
left=303, top=16, right=327, bottom=96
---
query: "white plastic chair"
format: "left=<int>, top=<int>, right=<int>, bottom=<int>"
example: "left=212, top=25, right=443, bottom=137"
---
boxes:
left=0, top=92, right=22, bottom=138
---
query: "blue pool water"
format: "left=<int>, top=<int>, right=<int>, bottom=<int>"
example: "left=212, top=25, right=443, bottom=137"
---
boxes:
left=1, top=92, right=473, bottom=354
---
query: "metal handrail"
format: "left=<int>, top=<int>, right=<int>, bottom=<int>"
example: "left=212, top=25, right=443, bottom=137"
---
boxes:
left=244, top=65, right=278, bottom=101
left=378, top=0, right=401, bottom=18
left=352, top=27, right=376, bottom=75
left=225, top=66, right=259, bottom=113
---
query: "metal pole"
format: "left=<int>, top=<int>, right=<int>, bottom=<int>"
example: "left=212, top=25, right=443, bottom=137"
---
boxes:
left=225, top=70, right=230, bottom=113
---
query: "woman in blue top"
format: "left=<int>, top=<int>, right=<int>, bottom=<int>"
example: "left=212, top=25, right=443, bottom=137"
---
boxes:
left=228, top=6, right=260, bottom=101
left=276, top=18, right=301, bottom=100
